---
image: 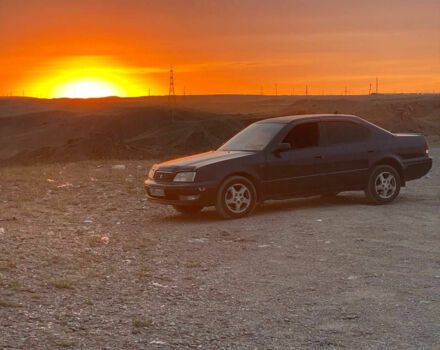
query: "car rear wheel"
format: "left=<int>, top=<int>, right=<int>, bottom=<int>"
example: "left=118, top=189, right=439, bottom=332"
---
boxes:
left=216, top=176, right=257, bottom=219
left=173, top=205, right=204, bottom=214
left=365, top=165, right=401, bottom=204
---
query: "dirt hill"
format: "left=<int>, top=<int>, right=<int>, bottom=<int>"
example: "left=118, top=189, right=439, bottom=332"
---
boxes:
left=0, top=94, right=438, bottom=165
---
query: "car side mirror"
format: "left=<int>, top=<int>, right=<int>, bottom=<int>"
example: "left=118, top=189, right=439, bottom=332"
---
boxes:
left=274, top=143, right=291, bottom=153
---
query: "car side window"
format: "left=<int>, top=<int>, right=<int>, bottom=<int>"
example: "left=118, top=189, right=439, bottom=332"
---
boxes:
left=282, top=122, right=320, bottom=149
left=323, top=121, right=369, bottom=145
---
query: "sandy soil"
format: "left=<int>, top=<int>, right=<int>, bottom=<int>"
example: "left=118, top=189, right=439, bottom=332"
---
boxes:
left=0, top=150, right=438, bottom=349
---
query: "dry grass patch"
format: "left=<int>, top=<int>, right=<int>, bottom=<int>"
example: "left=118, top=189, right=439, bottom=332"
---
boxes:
left=185, top=262, right=203, bottom=269
left=51, top=338, right=76, bottom=348
left=49, top=279, right=76, bottom=290
left=0, top=261, right=16, bottom=271
left=0, top=300, right=21, bottom=308
left=132, top=319, right=154, bottom=328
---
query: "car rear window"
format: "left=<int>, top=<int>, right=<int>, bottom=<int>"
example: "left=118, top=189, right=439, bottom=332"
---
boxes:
left=323, top=121, right=370, bottom=145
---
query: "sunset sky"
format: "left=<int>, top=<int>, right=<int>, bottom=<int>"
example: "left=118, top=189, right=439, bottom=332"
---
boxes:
left=0, top=0, right=439, bottom=97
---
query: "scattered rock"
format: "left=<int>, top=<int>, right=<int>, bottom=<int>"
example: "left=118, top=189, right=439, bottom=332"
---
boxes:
left=112, top=165, right=126, bottom=170
left=57, top=183, right=73, bottom=188
left=188, top=238, right=207, bottom=243
left=150, top=340, right=167, bottom=345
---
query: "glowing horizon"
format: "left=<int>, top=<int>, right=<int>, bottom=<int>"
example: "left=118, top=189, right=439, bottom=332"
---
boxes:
left=0, top=0, right=439, bottom=97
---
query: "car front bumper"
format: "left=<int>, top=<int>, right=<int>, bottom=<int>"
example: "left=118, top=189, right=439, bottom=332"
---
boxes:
left=144, top=178, right=218, bottom=206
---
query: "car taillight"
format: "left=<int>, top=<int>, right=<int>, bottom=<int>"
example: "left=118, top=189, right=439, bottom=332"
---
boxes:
left=425, top=141, right=429, bottom=154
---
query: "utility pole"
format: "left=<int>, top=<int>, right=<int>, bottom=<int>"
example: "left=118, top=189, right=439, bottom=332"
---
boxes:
left=148, top=88, right=151, bottom=97
left=344, top=86, right=348, bottom=96
left=376, top=77, right=379, bottom=94
left=305, top=85, right=308, bottom=96
left=369, top=83, right=372, bottom=95
left=275, top=84, right=278, bottom=96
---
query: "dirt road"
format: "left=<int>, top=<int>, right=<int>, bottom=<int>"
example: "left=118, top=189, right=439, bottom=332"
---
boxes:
left=0, top=150, right=438, bottom=349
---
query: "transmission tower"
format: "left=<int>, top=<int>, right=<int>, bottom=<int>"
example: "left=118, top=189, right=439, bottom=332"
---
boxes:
left=168, top=65, right=176, bottom=104
left=168, top=65, right=176, bottom=121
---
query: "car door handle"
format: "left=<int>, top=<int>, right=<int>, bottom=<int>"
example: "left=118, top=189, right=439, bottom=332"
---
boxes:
left=314, top=155, right=324, bottom=159
left=367, top=150, right=375, bottom=153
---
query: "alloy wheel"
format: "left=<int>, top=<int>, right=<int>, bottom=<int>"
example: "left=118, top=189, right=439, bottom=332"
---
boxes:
left=375, top=171, right=397, bottom=199
left=224, top=183, right=251, bottom=214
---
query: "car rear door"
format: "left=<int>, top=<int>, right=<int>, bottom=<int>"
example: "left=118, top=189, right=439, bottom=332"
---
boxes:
left=320, top=120, right=372, bottom=190
left=264, top=121, right=328, bottom=196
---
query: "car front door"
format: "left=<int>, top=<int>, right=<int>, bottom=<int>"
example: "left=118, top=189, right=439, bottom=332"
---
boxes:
left=264, top=121, right=328, bottom=197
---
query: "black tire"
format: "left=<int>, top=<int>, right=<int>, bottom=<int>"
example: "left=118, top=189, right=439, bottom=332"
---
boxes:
left=173, top=205, right=204, bottom=214
left=216, top=176, right=257, bottom=219
left=365, top=165, right=401, bottom=204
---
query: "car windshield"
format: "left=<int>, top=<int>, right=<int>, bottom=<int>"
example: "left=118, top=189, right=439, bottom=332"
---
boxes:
left=219, top=123, right=284, bottom=151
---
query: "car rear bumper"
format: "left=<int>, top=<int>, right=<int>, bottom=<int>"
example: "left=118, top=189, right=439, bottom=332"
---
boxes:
left=403, top=156, right=432, bottom=181
left=144, top=179, right=218, bottom=206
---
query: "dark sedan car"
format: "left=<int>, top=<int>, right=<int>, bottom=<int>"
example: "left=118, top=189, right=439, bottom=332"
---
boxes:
left=144, top=114, right=432, bottom=218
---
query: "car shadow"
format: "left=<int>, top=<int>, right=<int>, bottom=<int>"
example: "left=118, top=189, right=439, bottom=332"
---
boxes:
left=150, top=192, right=371, bottom=223
left=253, top=193, right=370, bottom=216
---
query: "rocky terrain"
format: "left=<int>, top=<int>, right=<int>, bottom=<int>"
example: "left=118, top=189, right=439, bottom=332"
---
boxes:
left=0, top=148, right=438, bottom=349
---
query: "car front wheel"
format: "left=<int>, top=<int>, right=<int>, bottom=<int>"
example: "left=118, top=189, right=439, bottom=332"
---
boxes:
left=216, top=176, right=257, bottom=219
left=365, top=165, right=401, bottom=204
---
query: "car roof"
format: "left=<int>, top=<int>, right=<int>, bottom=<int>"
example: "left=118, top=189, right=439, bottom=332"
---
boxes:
left=256, top=114, right=363, bottom=124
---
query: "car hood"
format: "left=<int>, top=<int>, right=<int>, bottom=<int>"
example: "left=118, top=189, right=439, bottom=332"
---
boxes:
left=157, top=150, right=255, bottom=171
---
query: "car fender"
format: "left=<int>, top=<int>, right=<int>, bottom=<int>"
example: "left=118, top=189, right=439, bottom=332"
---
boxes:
left=369, top=152, right=406, bottom=185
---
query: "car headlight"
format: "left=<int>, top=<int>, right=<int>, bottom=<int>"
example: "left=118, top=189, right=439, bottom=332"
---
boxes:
left=173, top=171, right=196, bottom=182
left=148, top=164, right=158, bottom=179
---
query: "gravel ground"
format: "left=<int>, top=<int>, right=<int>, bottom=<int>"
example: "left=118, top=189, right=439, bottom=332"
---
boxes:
left=0, top=150, right=439, bottom=349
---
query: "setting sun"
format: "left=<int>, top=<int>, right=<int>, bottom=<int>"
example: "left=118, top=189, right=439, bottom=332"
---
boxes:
left=51, top=78, right=124, bottom=98
left=24, top=56, right=151, bottom=98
